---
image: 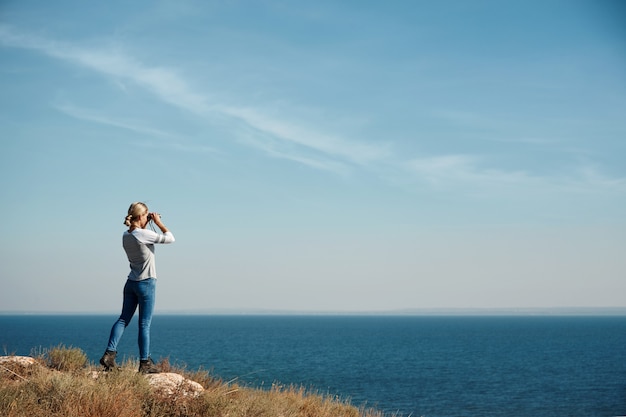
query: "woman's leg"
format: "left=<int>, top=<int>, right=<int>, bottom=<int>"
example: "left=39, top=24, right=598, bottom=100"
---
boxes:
left=136, top=278, right=156, bottom=360
left=106, top=280, right=139, bottom=353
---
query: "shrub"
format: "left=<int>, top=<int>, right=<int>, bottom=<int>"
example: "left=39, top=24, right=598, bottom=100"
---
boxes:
left=45, top=345, right=88, bottom=372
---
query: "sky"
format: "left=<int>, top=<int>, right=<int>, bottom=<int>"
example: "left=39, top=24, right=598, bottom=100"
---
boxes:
left=1, top=0, right=625, bottom=314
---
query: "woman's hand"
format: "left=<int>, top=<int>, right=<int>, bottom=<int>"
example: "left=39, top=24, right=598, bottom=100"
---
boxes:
left=149, top=212, right=169, bottom=233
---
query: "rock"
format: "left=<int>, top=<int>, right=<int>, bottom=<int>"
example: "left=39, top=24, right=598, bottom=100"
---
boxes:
left=89, top=370, right=102, bottom=379
left=145, top=372, right=205, bottom=397
left=0, top=356, right=40, bottom=381
left=0, top=356, right=38, bottom=367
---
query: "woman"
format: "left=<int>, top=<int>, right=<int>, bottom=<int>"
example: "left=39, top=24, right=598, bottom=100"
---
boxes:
left=100, top=202, right=175, bottom=373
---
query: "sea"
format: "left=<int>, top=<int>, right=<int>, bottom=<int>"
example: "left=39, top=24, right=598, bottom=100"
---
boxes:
left=1, top=314, right=625, bottom=417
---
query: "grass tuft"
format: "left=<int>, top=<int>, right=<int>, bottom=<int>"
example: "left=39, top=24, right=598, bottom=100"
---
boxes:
left=44, top=344, right=88, bottom=372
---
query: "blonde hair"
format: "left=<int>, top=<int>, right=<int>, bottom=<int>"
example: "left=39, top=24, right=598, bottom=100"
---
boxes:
left=124, top=202, right=149, bottom=226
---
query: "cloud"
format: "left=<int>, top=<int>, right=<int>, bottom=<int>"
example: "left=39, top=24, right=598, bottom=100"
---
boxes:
left=405, top=153, right=626, bottom=196
left=0, top=25, right=384, bottom=173
left=406, top=154, right=533, bottom=187
left=56, top=104, right=176, bottom=138
left=55, top=103, right=219, bottom=153
left=218, top=105, right=391, bottom=166
left=2, top=25, right=625, bottom=195
left=0, top=25, right=210, bottom=115
left=258, top=147, right=351, bottom=176
left=236, top=129, right=351, bottom=176
left=575, top=165, right=626, bottom=191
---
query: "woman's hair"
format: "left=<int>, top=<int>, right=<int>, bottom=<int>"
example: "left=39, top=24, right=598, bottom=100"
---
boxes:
left=124, top=202, right=149, bottom=226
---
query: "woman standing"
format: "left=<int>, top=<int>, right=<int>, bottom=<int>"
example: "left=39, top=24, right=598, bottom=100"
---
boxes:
left=100, top=202, right=175, bottom=373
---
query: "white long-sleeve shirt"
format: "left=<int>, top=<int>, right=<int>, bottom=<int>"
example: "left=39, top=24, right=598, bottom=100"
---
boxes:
left=123, top=228, right=175, bottom=281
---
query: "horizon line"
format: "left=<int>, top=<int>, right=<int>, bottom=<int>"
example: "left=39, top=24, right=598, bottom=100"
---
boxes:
left=2, top=307, right=626, bottom=316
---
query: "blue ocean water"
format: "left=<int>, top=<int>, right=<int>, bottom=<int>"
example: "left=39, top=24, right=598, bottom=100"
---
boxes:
left=1, top=315, right=625, bottom=416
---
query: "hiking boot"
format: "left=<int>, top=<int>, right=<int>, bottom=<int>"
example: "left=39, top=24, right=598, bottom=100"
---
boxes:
left=139, top=357, right=159, bottom=374
left=99, top=350, right=117, bottom=371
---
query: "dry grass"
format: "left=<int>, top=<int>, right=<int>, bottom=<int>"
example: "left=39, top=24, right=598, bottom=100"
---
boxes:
left=0, top=347, right=391, bottom=417
left=45, top=344, right=89, bottom=372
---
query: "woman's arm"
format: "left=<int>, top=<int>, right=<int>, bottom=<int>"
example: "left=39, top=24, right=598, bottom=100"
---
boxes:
left=132, top=228, right=175, bottom=244
left=132, top=213, right=175, bottom=244
left=150, top=213, right=169, bottom=234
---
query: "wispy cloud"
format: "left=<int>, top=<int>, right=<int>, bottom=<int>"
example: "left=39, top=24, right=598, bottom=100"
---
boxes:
left=406, top=154, right=534, bottom=187
left=575, top=165, right=626, bottom=191
left=55, top=103, right=218, bottom=153
left=405, top=153, right=626, bottom=195
left=2, top=25, right=624, bottom=195
left=56, top=104, right=176, bottom=139
left=431, top=109, right=560, bottom=145
left=0, top=26, right=210, bottom=115
left=244, top=136, right=351, bottom=176
left=0, top=25, right=385, bottom=173
left=218, top=105, right=391, bottom=165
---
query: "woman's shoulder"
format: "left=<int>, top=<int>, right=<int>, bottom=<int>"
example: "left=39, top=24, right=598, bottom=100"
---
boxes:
left=128, top=228, right=157, bottom=238
left=126, top=228, right=163, bottom=245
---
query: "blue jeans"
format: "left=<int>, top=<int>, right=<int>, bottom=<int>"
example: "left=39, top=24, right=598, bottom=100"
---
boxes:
left=106, top=278, right=156, bottom=360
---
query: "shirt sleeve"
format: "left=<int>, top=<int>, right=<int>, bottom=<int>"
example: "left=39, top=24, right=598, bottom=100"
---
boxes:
left=131, top=229, right=175, bottom=244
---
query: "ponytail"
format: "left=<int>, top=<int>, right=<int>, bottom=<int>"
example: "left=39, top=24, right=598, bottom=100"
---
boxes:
left=124, top=202, right=148, bottom=227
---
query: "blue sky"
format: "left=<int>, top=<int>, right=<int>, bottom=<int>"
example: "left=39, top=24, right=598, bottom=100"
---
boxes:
left=1, top=0, right=625, bottom=313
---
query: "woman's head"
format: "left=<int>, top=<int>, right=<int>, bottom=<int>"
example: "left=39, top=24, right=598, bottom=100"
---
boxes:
left=124, top=202, right=149, bottom=227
